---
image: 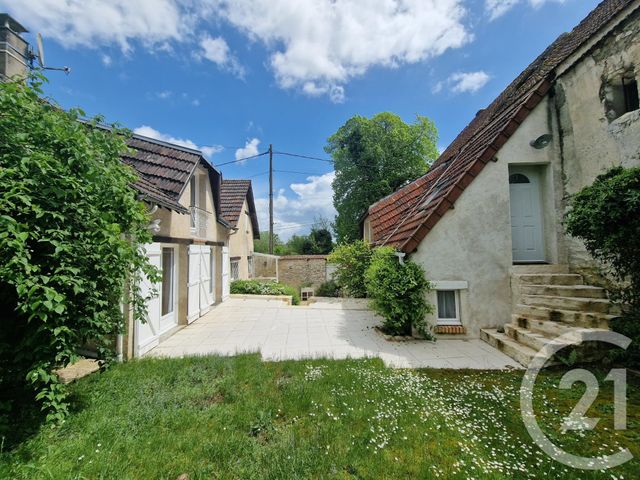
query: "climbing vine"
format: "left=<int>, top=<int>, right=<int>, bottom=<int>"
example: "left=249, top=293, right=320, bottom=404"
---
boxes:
left=0, top=74, right=157, bottom=429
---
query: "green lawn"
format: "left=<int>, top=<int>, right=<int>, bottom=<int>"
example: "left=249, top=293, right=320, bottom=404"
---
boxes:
left=1, top=355, right=638, bottom=479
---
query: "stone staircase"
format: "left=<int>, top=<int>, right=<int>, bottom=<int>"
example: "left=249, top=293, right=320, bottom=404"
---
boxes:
left=481, top=265, right=618, bottom=367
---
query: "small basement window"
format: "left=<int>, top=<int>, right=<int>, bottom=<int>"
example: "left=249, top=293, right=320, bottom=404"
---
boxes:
left=437, top=290, right=460, bottom=326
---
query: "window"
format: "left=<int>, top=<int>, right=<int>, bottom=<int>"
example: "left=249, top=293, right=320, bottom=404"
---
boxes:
left=231, top=260, right=240, bottom=281
left=437, top=290, right=460, bottom=325
left=161, top=248, right=175, bottom=316
left=623, top=78, right=639, bottom=113
left=509, top=173, right=530, bottom=184
left=605, top=72, right=639, bottom=121
left=190, top=176, right=197, bottom=207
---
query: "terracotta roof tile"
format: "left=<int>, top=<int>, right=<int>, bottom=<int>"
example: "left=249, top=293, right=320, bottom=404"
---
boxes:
left=368, top=0, right=634, bottom=253
left=220, top=179, right=260, bottom=237
left=122, top=135, right=202, bottom=200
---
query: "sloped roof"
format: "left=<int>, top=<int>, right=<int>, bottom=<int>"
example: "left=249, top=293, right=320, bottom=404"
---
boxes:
left=123, top=135, right=202, bottom=200
left=368, top=0, right=636, bottom=253
left=122, top=133, right=229, bottom=221
left=132, top=175, right=189, bottom=214
left=220, top=179, right=260, bottom=238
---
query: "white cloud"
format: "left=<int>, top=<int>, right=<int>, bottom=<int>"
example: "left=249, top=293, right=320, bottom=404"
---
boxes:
left=485, top=0, right=567, bottom=20
left=3, top=0, right=189, bottom=53
left=197, top=35, right=246, bottom=78
left=433, top=70, right=490, bottom=94
left=255, top=172, right=336, bottom=239
left=101, top=54, right=112, bottom=66
left=214, top=0, right=471, bottom=100
left=7, top=0, right=473, bottom=100
left=133, top=125, right=222, bottom=159
left=156, top=90, right=173, bottom=100
left=235, top=138, right=261, bottom=162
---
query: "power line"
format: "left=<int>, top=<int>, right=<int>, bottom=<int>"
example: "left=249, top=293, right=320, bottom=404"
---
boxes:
left=273, top=169, right=326, bottom=176
left=273, top=222, right=318, bottom=231
left=248, top=170, right=270, bottom=178
left=273, top=151, right=334, bottom=164
left=214, top=151, right=269, bottom=167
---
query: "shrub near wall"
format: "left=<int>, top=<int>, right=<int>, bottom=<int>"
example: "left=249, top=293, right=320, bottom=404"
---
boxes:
left=327, top=241, right=373, bottom=298
left=565, top=166, right=640, bottom=368
left=231, top=280, right=300, bottom=305
left=365, top=247, right=433, bottom=338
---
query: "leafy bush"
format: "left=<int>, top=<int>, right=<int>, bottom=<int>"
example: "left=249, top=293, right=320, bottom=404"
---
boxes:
left=0, top=75, right=157, bottom=427
left=364, top=247, right=433, bottom=337
left=327, top=241, right=373, bottom=298
left=316, top=280, right=341, bottom=297
left=565, top=166, right=640, bottom=367
left=231, top=280, right=300, bottom=305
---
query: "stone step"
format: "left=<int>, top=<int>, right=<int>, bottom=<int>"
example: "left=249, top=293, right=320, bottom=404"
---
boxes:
left=515, top=273, right=584, bottom=286
left=521, top=284, right=608, bottom=299
left=512, top=315, right=577, bottom=337
left=505, top=324, right=559, bottom=351
left=513, top=305, right=614, bottom=329
left=481, top=329, right=538, bottom=367
left=522, top=294, right=616, bottom=314
left=504, top=323, right=607, bottom=350
left=512, top=264, right=569, bottom=274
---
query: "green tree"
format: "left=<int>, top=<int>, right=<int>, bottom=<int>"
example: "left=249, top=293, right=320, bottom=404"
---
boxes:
left=0, top=75, right=157, bottom=426
left=308, top=227, right=333, bottom=254
left=326, top=112, right=438, bottom=243
left=253, top=231, right=285, bottom=254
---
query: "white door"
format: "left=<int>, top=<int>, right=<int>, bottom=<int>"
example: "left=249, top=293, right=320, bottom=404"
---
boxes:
left=222, top=246, right=230, bottom=300
left=188, top=245, right=215, bottom=322
left=159, top=247, right=178, bottom=332
left=187, top=245, right=201, bottom=323
left=136, top=243, right=161, bottom=356
left=509, top=167, right=545, bottom=263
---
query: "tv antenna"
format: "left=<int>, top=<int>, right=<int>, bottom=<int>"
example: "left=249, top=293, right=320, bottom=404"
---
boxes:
left=32, top=33, right=71, bottom=74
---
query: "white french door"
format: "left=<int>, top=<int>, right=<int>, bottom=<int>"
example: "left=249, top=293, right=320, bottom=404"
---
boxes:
left=136, top=243, right=178, bottom=356
left=188, top=244, right=215, bottom=323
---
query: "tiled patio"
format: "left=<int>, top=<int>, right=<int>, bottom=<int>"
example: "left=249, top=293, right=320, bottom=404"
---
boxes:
left=147, top=297, right=521, bottom=369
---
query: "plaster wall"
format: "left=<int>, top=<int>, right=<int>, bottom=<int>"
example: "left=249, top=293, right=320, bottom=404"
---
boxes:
left=153, top=165, right=226, bottom=243
left=411, top=97, right=561, bottom=337
left=228, top=199, right=256, bottom=279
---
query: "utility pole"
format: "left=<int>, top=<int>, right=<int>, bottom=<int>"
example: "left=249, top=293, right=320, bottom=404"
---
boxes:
left=269, top=144, right=274, bottom=254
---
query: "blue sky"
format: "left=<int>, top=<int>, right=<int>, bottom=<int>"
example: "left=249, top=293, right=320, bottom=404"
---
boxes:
left=2, top=0, right=600, bottom=238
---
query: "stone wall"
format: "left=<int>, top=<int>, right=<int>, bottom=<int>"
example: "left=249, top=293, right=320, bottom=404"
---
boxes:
left=554, top=6, right=640, bottom=283
left=254, top=252, right=278, bottom=279
left=278, top=255, right=328, bottom=291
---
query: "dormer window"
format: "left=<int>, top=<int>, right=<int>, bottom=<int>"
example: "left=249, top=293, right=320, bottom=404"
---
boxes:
left=604, top=70, right=639, bottom=121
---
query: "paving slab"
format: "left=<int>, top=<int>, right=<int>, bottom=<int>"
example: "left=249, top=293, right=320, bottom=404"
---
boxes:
left=146, top=298, right=522, bottom=369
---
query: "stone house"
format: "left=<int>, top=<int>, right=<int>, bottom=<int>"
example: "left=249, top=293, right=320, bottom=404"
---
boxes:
left=122, top=134, right=234, bottom=357
left=219, top=180, right=260, bottom=281
left=363, top=0, right=640, bottom=365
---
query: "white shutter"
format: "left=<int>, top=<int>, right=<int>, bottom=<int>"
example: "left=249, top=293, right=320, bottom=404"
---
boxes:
left=187, top=245, right=201, bottom=323
left=135, top=243, right=161, bottom=356
left=222, top=246, right=230, bottom=300
left=199, top=246, right=213, bottom=315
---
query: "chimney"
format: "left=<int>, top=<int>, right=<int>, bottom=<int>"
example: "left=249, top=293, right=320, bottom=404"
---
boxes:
left=0, top=13, right=30, bottom=82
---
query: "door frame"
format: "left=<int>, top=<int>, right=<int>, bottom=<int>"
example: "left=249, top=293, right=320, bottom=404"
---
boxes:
left=509, top=165, right=546, bottom=263
left=159, top=245, right=178, bottom=332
